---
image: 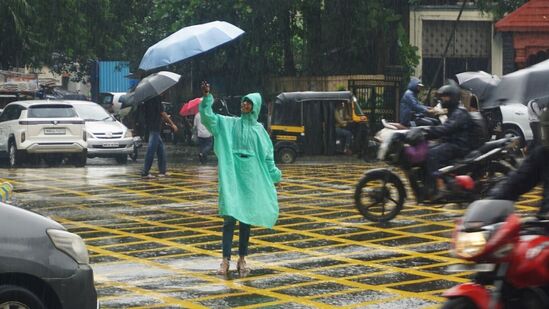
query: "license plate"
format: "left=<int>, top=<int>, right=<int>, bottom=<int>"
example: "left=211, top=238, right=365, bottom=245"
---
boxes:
left=102, top=142, right=119, bottom=148
left=44, top=128, right=66, bottom=135
left=447, top=264, right=495, bottom=273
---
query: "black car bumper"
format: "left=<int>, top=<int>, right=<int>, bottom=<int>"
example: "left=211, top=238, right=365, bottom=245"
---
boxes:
left=45, top=264, right=98, bottom=309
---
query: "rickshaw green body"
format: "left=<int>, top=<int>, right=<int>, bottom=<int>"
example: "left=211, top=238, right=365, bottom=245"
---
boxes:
left=271, top=91, right=367, bottom=163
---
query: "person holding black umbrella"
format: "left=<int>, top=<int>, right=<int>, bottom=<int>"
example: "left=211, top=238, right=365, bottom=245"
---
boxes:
left=141, top=93, right=178, bottom=179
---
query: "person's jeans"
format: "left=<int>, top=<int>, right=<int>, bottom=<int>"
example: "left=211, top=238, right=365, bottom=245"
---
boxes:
left=336, top=127, right=353, bottom=150
left=198, top=136, right=213, bottom=158
left=222, top=216, right=251, bottom=260
left=425, top=143, right=463, bottom=195
left=142, top=130, right=166, bottom=175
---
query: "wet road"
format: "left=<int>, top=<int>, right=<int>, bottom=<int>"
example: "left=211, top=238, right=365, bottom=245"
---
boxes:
left=0, top=145, right=543, bottom=308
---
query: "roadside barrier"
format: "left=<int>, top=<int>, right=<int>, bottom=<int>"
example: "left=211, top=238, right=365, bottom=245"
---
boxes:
left=0, top=182, right=13, bottom=203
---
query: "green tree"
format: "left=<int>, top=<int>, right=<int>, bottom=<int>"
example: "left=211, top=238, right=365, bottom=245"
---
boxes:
left=475, top=0, right=528, bottom=19
left=1, top=0, right=421, bottom=95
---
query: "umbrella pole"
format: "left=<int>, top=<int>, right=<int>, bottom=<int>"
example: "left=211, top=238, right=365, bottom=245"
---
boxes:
left=426, top=0, right=468, bottom=104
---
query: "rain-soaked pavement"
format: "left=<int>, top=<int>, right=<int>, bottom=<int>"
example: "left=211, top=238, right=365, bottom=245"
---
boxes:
left=0, top=145, right=543, bottom=308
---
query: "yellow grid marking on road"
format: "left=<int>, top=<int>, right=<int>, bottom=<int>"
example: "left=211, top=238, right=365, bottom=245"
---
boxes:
left=5, top=163, right=542, bottom=308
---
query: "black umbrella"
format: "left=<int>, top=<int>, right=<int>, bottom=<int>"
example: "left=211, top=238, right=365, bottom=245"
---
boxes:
left=124, top=71, right=181, bottom=106
left=483, top=59, right=549, bottom=110
left=456, top=71, right=500, bottom=101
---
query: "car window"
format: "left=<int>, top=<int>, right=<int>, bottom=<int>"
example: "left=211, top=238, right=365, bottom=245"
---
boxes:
left=28, top=105, right=77, bottom=118
left=0, top=105, right=21, bottom=122
left=100, top=94, right=114, bottom=105
left=73, top=104, right=113, bottom=121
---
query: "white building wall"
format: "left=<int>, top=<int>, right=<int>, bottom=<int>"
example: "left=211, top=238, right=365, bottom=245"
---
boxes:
left=410, top=7, right=503, bottom=77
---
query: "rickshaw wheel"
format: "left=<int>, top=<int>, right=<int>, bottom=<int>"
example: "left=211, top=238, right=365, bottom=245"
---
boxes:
left=277, top=148, right=296, bottom=164
left=354, top=169, right=405, bottom=222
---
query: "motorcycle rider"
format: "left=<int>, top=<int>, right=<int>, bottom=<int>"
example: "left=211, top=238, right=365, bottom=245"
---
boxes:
left=423, top=80, right=475, bottom=200
left=399, top=77, right=433, bottom=127
left=487, top=107, right=549, bottom=219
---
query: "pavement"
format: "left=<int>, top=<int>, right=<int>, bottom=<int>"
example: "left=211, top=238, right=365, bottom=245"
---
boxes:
left=0, top=144, right=543, bottom=308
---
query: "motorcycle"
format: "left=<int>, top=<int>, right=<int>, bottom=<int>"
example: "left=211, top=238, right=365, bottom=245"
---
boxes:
left=354, top=129, right=520, bottom=222
left=129, top=135, right=143, bottom=162
left=442, top=199, right=549, bottom=309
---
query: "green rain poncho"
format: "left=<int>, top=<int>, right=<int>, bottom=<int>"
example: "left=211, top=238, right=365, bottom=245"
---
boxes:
left=199, top=93, right=282, bottom=228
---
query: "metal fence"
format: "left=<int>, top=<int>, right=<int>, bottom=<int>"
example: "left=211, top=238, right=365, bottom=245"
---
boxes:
left=348, top=76, right=402, bottom=134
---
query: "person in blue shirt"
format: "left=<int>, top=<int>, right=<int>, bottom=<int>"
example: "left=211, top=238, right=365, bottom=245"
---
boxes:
left=399, top=77, right=432, bottom=127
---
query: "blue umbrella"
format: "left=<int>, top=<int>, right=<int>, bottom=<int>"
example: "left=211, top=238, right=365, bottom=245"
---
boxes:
left=139, top=21, right=245, bottom=71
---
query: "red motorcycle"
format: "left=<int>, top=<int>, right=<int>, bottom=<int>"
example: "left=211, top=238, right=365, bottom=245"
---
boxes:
left=442, top=199, right=549, bottom=309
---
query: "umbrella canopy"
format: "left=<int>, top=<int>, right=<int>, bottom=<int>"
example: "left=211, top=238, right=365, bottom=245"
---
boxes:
left=456, top=71, right=500, bottom=101
left=483, top=59, right=549, bottom=110
left=179, top=97, right=202, bottom=116
left=125, top=71, right=181, bottom=105
left=139, top=21, right=245, bottom=71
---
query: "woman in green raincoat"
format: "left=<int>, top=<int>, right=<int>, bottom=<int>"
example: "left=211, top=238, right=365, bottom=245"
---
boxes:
left=199, top=82, right=281, bottom=276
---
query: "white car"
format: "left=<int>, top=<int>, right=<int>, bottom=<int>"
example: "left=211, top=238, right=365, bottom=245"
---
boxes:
left=99, top=92, right=126, bottom=113
left=70, top=101, right=134, bottom=163
left=499, top=103, right=532, bottom=145
left=0, top=100, right=87, bottom=167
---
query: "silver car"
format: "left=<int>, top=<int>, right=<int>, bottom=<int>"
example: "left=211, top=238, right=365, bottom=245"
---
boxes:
left=71, top=101, right=134, bottom=163
left=0, top=202, right=98, bottom=308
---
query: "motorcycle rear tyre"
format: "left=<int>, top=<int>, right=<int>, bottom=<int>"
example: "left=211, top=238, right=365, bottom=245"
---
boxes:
left=354, top=169, right=405, bottom=222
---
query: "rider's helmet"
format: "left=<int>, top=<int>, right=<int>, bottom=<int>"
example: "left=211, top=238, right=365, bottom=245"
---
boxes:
left=540, top=107, right=549, bottom=148
left=436, top=80, right=461, bottom=109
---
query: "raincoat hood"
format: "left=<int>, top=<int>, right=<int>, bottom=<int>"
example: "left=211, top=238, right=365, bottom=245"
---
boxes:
left=407, top=78, right=422, bottom=93
left=241, top=93, right=262, bottom=122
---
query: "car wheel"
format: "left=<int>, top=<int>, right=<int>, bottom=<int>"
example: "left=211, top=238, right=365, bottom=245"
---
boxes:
left=502, top=124, right=526, bottom=148
left=276, top=148, right=296, bottom=164
left=8, top=140, right=23, bottom=168
left=116, top=155, right=128, bottom=164
left=0, top=285, right=46, bottom=309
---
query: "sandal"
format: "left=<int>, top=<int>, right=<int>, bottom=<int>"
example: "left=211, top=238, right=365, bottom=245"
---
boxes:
left=217, top=258, right=230, bottom=276
left=237, top=257, right=250, bottom=277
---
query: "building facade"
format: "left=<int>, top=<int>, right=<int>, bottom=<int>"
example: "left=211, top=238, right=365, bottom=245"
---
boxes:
left=410, top=4, right=503, bottom=87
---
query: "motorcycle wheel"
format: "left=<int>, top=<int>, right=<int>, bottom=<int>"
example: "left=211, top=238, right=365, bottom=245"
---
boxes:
left=441, top=297, right=477, bottom=309
left=354, top=169, right=405, bottom=222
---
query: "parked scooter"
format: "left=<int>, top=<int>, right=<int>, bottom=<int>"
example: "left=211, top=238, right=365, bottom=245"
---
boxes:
left=442, top=199, right=549, bottom=309
left=374, top=104, right=447, bottom=144
left=354, top=129, right=520, bottom=222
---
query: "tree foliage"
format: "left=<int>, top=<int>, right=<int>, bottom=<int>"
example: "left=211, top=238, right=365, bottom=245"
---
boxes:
left=475, top=0, right=528, bottom=19
left=1, top=0, right=419, bottom=94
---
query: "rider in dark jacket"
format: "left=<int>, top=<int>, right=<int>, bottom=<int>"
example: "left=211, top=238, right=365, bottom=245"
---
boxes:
left=400, top=78, right=431, bottom=127
left=488, top=107, right=549, bottom=218
left=424, top=81, right=474, bottom=199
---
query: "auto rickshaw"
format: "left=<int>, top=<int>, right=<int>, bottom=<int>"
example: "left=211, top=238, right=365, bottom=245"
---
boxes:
left=270, top=91, right=368, bottom=163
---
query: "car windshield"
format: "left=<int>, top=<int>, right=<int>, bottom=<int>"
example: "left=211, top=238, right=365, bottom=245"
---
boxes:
left=73, top=104, right=113, bottom=121
left=28, top=105, right=77, bottom=118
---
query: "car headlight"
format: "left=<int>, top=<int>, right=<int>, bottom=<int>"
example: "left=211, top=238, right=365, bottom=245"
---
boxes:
left=47, top=229, right=90, bottom=264
left=124, top=130, right=132, bottom=138
left=454, top=231, right=487, bottom=258
left=86, top=131, right=93, bottom=139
